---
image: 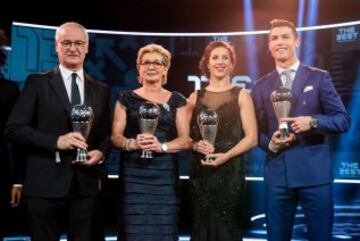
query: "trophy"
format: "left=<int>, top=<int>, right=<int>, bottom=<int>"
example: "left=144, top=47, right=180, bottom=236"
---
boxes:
left=271, top=86, right=292, bottom=139
left=197, top=109, right=219, bottom=162
left=138, top=102, right=161, bottom=159
left=71, top=104, right=93, bottom=162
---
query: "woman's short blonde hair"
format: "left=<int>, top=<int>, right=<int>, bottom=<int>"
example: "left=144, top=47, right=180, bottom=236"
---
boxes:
left=136, top=43, right=171, bottom=85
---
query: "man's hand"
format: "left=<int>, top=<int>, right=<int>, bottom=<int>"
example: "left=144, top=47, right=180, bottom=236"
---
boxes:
left=57, top=132, right=88, bottom=150
left=10, top=186, right=22, bottom=207
left=73, top=149, right=104, bottom=166
left=269, top=130, right=296, bottom=153
left=282, top=116, right=312, bottom=133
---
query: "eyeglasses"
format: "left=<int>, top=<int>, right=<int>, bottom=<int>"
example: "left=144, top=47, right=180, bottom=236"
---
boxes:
left=60, top=40, right=87, bottom=48
left=140, top=61, right=164, bottom=69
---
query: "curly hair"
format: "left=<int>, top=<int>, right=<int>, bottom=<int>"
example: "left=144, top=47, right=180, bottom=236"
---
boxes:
left=199, top=41, right=236, bottom=79
left=0, top=29, right=9, bottom=67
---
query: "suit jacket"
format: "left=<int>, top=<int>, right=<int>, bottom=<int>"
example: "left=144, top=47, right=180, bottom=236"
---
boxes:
left=0, top=78, right=23, bottom=197
left=5, top=68, right=110, bottom=198
left=252, top=64, right=350, bottom=188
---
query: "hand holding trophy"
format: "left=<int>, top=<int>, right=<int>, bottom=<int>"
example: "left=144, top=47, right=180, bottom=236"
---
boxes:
left=197, top=109, right=219, bottom=162
left=71, top=104, right=93, bottom=162
left=138, top=102, right=161, bottom=159
left=271, top=86, right=292, bottom=139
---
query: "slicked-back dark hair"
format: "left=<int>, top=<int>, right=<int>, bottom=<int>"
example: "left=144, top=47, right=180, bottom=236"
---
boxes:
left=269, top=19, right=298, bottom=38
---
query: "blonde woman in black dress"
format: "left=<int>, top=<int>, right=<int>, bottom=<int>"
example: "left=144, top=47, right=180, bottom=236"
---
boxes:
left=112, top=43, right=189, bottom=241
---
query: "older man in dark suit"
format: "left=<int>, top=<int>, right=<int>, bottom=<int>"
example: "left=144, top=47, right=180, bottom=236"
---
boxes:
left=5, top=22, right=110, bottom=241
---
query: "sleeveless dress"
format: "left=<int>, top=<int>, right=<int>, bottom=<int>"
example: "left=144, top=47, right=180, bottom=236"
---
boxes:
left=117, top=90, right=186, bottom=241
left=189, top=87, right=249, bottom=241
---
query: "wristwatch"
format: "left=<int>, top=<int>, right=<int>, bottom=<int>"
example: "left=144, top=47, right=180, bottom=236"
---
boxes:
left=161, top=143, right=168, bottom=153
left=310, top=117, right=318, bottom=129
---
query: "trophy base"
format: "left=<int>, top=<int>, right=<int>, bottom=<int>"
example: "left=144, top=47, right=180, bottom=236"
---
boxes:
left=205, top=155, right=215, bottom=163
left=141, top=150, right=154, bottom=159
left=279, top=127, right=289, bottom=140
left=75, top=148, right=88, bottom=162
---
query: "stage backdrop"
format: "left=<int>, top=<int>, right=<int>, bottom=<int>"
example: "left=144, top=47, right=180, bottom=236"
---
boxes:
left=3, top=21, right=360, bottom=240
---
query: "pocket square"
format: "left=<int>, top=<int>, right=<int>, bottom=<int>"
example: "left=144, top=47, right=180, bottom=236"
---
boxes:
left=303, top=85, right=314, bottom=92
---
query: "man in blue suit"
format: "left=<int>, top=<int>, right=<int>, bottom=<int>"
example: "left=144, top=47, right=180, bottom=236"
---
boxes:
left=252, top=19, right=351, bottom=241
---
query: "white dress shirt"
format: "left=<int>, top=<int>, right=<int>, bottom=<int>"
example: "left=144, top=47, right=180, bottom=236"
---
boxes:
left=59, top=64, right=85, bottom=104
left=276, top=60, right=300, bottom=86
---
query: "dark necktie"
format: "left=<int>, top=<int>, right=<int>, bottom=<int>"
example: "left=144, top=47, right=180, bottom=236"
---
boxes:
left=281, top=69, right=294, bottom=90
left=71, top=73, right=81, bottom=106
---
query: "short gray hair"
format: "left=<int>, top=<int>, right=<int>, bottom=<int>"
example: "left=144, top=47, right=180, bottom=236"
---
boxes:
left=55, top=22, right=89, bottom=42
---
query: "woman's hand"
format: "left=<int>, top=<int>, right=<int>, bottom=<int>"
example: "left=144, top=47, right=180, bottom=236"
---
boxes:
left=136, top=133, right=162, bottom=152
left=193, top=140, right=215, bottom=155
left=201, top=152, right=229, bottom=168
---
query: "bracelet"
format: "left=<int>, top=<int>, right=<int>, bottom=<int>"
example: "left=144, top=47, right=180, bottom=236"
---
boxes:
left=124, top=139, right=131, bottom=151
left=125, top=138, right=135, bottom=151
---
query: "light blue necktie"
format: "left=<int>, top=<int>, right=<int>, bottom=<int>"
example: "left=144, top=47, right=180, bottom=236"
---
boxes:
left=281, top=69, right=294, bottom=90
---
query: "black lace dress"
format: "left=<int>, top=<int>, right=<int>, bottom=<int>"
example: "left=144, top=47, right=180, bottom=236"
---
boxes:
left=116, top=90, right=186, bottom=241
left=189, top=87, right=249, bottom=241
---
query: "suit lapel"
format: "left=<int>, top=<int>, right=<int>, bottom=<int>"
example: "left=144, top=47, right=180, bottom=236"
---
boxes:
left=292, top=64, right=310, bottom=98
left=266, top=70, right=282, bottom=101
left=84, top=74, right=95, bottom=109
left=289, top=64, right=309, bottom=109
left=49, top=68, right=72, bottom=114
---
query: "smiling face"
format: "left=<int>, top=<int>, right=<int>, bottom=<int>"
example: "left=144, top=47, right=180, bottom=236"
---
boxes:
left=207, top=46, right=234, bottom=80
left=268, top=26, right=299, bottom=68
left=138, top=52, right=167, bottom=85
left=55, top=24, right=88, bottom=71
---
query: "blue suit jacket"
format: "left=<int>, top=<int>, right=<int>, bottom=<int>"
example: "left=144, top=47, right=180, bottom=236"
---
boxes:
left=252, top=64, right=350, bottom=188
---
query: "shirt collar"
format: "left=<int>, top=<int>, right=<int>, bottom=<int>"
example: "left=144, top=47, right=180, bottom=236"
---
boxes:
left=276, top=60, right=300, bottom=74
left=59, top=64, right=84, bottom=82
